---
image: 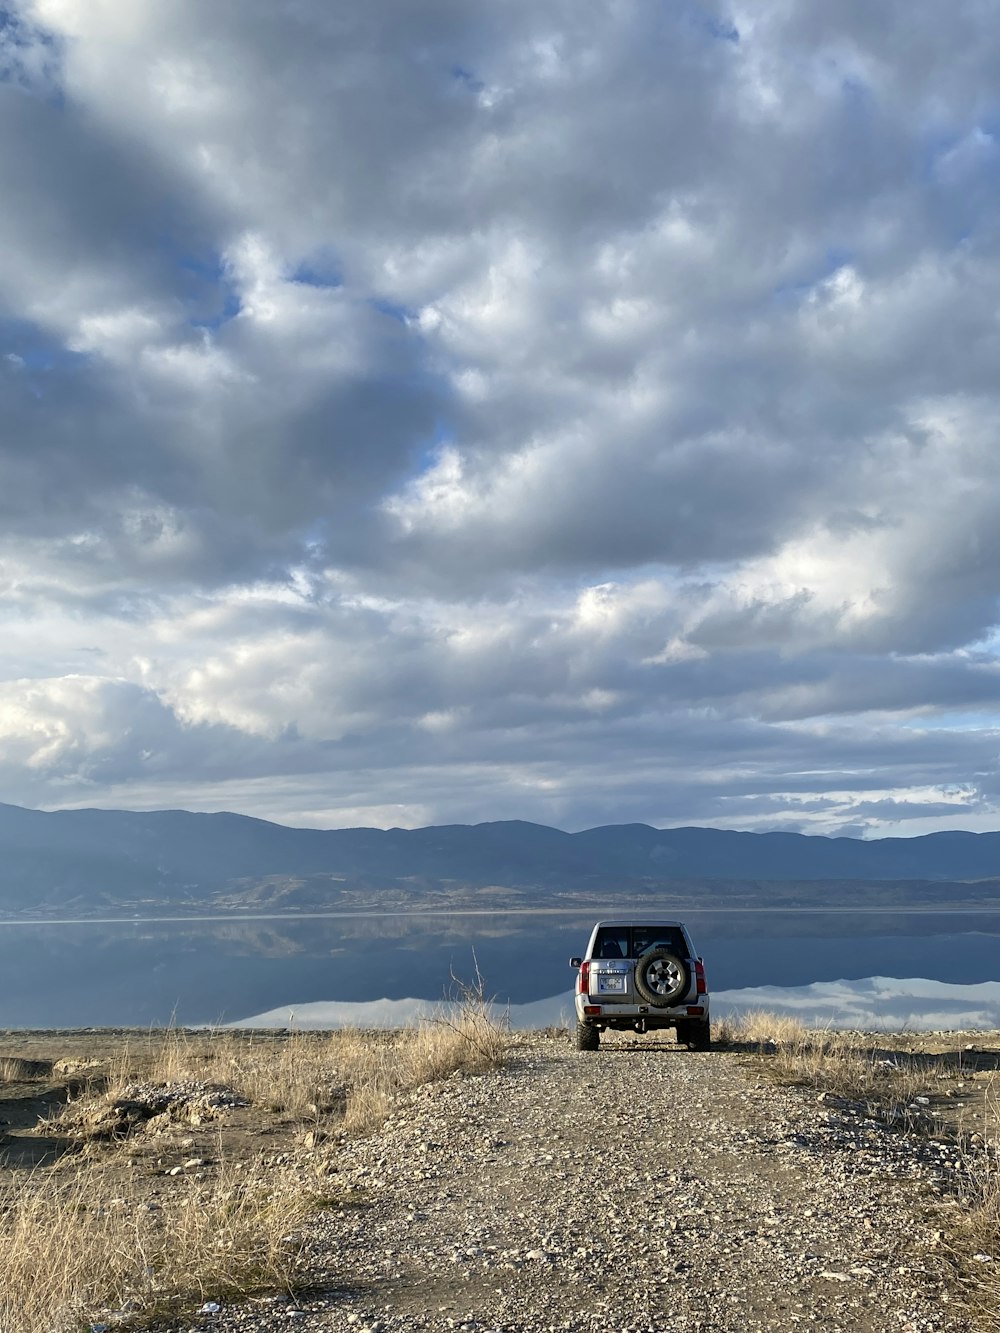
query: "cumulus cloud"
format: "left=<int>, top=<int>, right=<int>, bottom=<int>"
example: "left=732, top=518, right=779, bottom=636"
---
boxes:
left=1, top=0, right=1000, bottom=832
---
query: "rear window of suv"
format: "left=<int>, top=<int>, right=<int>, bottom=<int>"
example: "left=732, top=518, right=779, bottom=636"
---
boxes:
left=593, top=926, right=687, bottom=959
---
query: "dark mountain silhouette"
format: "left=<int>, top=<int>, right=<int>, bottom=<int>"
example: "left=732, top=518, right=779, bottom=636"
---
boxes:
left=2, top=801, right=1000, bottom=913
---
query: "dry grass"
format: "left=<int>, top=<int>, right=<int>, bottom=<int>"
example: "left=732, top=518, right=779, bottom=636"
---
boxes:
left=100, top=1028, right=351, bottom=1119
left=92, top=997, right=508, bottom=1135
left=716, top=1009, right=811, bottom=1049
left=0, top=1158, right=310, bottom=1333
left=952, top=1146, right=1000, bottom=1330
left=339, top=1001, right=511, bottom=1135
left=933, top=1072, right=1000, bottom=1330
left=726, top=1009, right=1000, bottom=1325
left=1, top=999, right=510, bottom=1333
left=722, top=1010, right=952, bottom=1120
left=0, top=1055, right=52, bottom=1082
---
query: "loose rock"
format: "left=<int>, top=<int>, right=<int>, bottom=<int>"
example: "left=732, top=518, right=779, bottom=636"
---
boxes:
left=171, top=1034, right=973, bottom=1333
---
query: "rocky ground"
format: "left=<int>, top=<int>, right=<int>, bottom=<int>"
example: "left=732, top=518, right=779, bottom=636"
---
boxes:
left=0, top=1030, right=994, bottom=1333
left=185, top=1035, right=983, bottom=1333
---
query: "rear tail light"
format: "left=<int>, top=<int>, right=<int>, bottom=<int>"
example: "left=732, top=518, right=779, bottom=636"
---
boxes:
left=578, top=959, right=591, bottom=996
left=695, top=958, right=707, bottom=995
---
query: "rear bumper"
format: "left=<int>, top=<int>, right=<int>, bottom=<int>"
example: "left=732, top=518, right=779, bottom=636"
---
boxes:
left=575, top=997, right=710, bottom=1025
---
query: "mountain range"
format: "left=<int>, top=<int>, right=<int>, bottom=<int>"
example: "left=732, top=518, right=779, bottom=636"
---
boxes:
left=2, top=801, right=1000, bottom=916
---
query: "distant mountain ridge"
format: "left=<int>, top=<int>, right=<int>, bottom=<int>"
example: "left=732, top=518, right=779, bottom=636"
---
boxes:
left=2, top=801, right=1000, bottom=914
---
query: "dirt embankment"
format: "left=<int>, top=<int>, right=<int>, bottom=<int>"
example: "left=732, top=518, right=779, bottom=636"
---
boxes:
left=0, top=1029, right=997, bottom=1332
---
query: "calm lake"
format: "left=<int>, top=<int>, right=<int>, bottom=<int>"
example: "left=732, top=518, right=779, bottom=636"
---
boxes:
left=2, top=908, right=1000, bottom=1029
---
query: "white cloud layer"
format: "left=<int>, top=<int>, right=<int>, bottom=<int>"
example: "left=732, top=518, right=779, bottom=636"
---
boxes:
left=233, top=977, right=1000, bottom=1033
left=2, top=1, right=1000, bottom=832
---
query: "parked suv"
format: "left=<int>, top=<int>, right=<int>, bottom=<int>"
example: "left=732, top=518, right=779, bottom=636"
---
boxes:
left=570, top=920, right=710, bottom=1051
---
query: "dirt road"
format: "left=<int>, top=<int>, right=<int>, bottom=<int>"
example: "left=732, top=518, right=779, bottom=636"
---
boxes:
left=216, top=1034, right=971, bottom=1333
left=0, top=1030, right=982, bottom=1332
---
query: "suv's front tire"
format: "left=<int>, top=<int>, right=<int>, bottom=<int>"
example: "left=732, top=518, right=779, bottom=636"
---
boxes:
left=575, top=1021, right=600, bottom=1051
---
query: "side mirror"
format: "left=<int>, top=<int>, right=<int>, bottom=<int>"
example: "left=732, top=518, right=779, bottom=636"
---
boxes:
left=569, top=956, right=582, bottom=969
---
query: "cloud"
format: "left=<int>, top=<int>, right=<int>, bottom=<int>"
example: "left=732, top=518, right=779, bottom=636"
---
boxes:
left=1, top=1, right=1000, bottom=832
left=233, top=977, right=1000, bottom=1032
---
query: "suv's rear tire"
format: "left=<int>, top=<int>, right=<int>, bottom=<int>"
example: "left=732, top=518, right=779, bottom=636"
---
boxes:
left=678, top=1018, right=711, bottom=1050
left=634, top=949, right=690, bottom=1006
left=575, top=1021, right=600, bottom=1051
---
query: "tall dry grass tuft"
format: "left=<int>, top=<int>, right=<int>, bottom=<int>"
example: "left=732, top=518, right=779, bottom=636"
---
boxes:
left=0, top=1158, right=311, bottom=1333
left=953, top=1135, right=1000, bottom=1329
left=341, top=1079, right=394, bottom=1136
left=726, top=1010, right=811, bottom=1049
left=435, top=974, right=511, bottom=1072
left=939, top=1073, right=1000, bottom=1328
left=97, top=1029, right=350, bottom=1120
left=116, top=979, right=511, bottom=1139
left=724, top=1010, right=942, bottom=1118
left=0, top=1056, right=52, bottom=1082
left=216, top=1031, right=349, bottom=1117
left=90, top=1007, right=508, bottom=1141
left=338, top=987, right=510, bottom=1135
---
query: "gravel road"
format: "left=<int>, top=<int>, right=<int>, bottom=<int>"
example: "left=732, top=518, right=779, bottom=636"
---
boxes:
left=200, top=1033, right=974, bottom=1333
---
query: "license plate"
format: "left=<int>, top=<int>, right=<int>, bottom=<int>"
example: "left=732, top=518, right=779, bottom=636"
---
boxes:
left=599, top=975, right=626, bottom=993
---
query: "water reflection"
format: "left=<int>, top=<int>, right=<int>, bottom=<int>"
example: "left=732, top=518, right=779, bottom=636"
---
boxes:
left=0, top=909, right=998, bottom=1028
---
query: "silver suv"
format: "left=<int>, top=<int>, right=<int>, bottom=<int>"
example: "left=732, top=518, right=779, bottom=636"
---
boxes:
left=570, top=920, right=710, bottom=1051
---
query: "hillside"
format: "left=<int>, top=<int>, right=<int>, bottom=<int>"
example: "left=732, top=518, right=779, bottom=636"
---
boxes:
left=3, top=802, right=1000, bottom=915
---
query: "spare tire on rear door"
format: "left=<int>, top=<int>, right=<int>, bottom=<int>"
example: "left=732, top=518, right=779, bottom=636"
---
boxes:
left=633, top=948, right=689, bottom=1006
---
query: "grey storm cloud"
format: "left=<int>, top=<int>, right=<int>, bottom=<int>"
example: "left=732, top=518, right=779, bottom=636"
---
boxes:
left=1, top=0, right=1000, bottom=833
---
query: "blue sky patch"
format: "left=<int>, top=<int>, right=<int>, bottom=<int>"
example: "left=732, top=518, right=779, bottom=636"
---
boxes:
left=0, top=317, right=88, bottom=373
left=290, top=249, right=344, bottom=289
left=770, top=247, right=856, bottom=306
left=371, top=296, right=415, bottom=324
left=178, top=251, right=243, bottom=331
left=449, top=65, right=485, bottom=96
left=0, top=5, right=64, bottom=104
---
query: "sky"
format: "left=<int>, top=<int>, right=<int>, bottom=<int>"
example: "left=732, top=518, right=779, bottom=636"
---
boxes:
left=2, top=1, right=1000, bottom=837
